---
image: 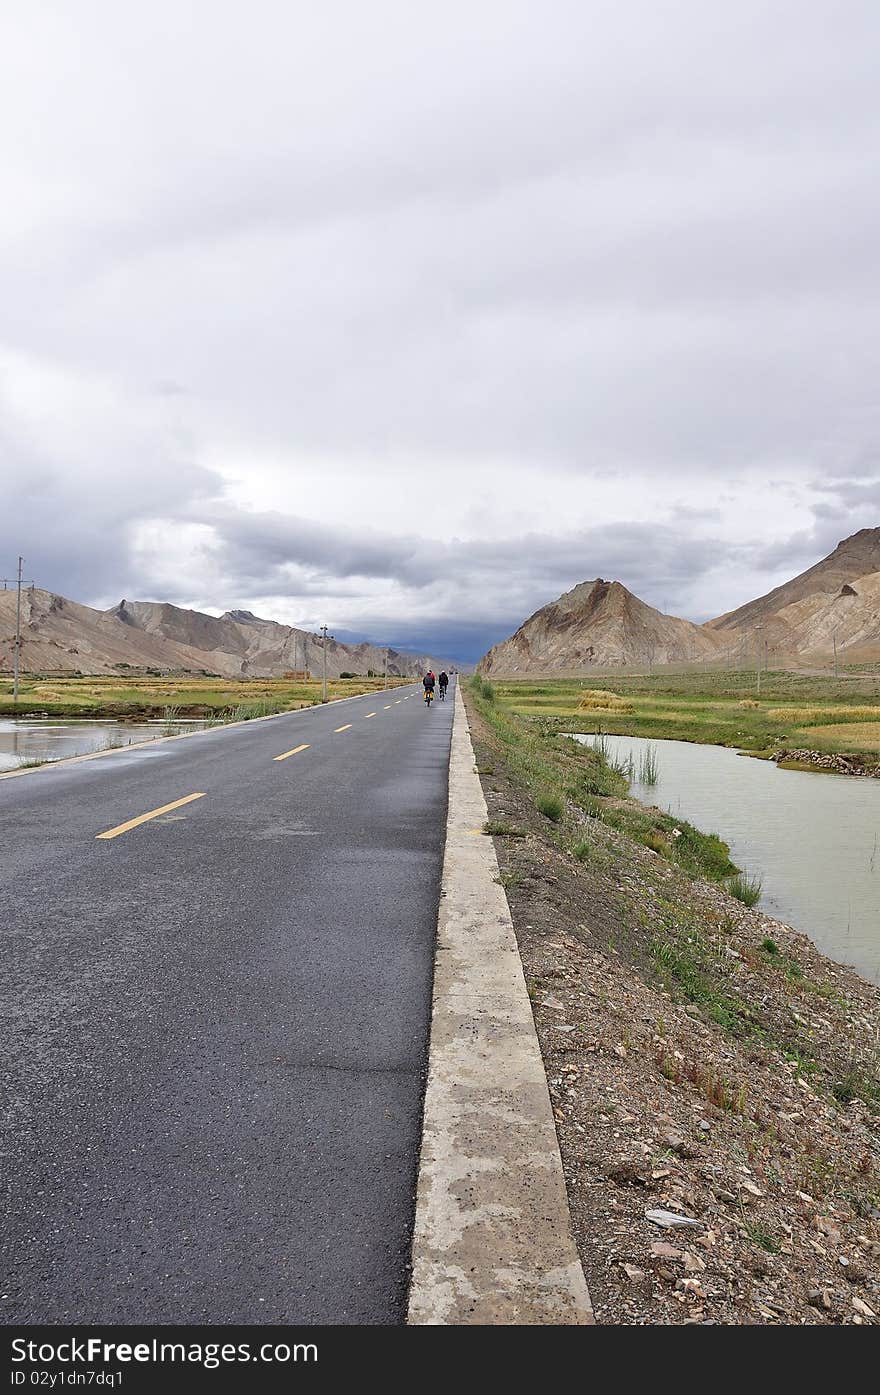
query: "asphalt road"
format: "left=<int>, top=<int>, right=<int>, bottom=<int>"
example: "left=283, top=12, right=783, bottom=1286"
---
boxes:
left=1, top=682, right=455, bottom=1324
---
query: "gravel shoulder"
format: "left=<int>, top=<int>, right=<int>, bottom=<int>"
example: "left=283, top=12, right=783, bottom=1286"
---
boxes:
left=466, top=689, right=880, bottom=1326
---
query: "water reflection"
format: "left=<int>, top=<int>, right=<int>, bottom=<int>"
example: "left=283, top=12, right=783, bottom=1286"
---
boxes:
left=572, top=732, right=880, bottom=984
left=0, top=719, right=210, bottom=774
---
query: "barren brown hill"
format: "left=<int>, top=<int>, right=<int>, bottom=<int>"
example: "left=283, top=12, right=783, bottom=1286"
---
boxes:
left=478, top=528, right=880, bottom=676
left=480, top=579, right=722, bottom=675
left=0, top=589, right=455, bottom=679
left=705, top=527, right=880, bottom=641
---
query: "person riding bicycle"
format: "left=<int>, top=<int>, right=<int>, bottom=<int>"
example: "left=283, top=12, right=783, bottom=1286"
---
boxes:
left=438, top=671, right=449, bottom=699
left=423, top=670, right=435, bottom=703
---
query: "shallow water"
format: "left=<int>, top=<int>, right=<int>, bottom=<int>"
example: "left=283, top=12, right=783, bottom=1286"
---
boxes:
left=572, top=732, right=880, bottom=984
left=0, top=718, right=210, bottom=774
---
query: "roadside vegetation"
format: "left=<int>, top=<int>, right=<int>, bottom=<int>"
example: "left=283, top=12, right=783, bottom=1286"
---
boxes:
left=487, top=666, right=880, bottom=766
left=0, top=673, right=411, bottom=721
left=470, top=675, right=740, bottom=890
left=465, top=679, right=880, bottom=1324
left=467, top=675, right=878, bottom=1088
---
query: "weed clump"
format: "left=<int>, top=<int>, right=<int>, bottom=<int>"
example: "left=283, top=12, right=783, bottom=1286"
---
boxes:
left=726, top=872, right=763, bottom=907
left=536, top=793, right=564, bottom=822
left=484, top=819, right=526, bottom=838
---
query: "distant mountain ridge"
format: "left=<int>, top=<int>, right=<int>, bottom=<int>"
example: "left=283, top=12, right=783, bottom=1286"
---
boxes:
left=480, top=528, right=880, bottom=674
left=480, top=578, right=719, bottom=673
left=0, top=590, right=458, bottom=679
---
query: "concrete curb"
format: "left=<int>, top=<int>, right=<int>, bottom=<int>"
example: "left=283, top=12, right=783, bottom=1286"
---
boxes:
left=408, top=684, right=593, bottom=1325
left=0, top=684, right=416, bottom=782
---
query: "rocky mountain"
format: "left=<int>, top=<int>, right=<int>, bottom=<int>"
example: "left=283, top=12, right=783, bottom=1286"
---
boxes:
left=0, top=589, right=456, bottom=679
left=705, top=528, right=880, bottom=662
left=479, top=528, right=880, bottom=674
left=480, top=578, right=722, bottom=675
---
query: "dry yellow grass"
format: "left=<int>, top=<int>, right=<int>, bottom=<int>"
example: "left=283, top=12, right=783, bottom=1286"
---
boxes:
left=767, top=705, right=880, bottom=724
left=576, top=689, right=635, bottom=713
left=794, top=721, right=880, bottom=752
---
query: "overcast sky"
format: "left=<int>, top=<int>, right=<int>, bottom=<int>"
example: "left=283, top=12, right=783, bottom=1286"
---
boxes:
left=1, top=1, right=878, bottom=661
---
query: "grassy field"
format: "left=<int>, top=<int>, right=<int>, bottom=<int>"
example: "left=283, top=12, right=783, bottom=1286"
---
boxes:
left=488, top=667, right=880, bottom=762
left=0, top=674, right=411, bottom=720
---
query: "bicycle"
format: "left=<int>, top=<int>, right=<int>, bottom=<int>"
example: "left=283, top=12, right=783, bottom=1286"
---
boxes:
left=424, top=687, right=434, bottom=706
left=438, top=684, right=447, bottom=701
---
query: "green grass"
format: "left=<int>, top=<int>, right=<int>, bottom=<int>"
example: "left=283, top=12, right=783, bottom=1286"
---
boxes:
left=468, top=676, right=739, bottom=885
left=467, top=680, right=880, bottom=1113
left=486, top=669, right=880, bottom=766
left=743, top=1220, right=780, bottom=1254
left=726, top=872, right=763, bottom=907
left=483, top=819, right=526, bottom=838
left=536, top=793, right=564, bottom=822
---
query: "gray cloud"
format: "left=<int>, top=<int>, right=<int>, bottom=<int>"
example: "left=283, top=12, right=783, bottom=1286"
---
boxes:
left=1, top=0, right=879, bottom=661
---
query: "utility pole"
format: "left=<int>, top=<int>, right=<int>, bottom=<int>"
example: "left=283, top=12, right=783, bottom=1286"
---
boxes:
left=383, top=649, right=388, bottom=689
left=1, top=557, right=35, bottom=703
left=833, top=629, right=838, bottom=680
left=320, top=624, right=328, bottom=702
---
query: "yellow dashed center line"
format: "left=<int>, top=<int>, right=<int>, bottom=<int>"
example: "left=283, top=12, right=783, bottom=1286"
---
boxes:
left=335, top=723, right=352, bottom=733
left=273, top=743, right=310, bottom=762
left=383, top=704, right=392, bottom=709
left=364, top=712, right=377, bottom=719
left=96, top=792, right=206, bottom=841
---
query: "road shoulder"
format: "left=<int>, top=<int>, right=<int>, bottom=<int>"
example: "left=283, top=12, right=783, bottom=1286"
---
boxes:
left=407, top=684, right=593, bottom=1325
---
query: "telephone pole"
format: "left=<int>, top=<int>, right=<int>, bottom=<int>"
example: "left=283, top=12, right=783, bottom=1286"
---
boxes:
left=1, top=556, right=35, bottom=703
left=383, top=649, right=388, bottom=689
left=833, top=629, right=838, bottom=680
left=320, top=624, right=328, bottom=702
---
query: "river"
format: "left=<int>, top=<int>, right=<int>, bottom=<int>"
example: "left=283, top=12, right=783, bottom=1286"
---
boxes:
left=0, top=718, right=210, bottom=774
left=571, top=732, right=880, bottom=985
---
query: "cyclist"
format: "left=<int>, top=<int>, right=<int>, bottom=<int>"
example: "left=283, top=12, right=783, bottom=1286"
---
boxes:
left=438, top=670, right=449, bottom=700
left=423, top=670, right=435, bottom=704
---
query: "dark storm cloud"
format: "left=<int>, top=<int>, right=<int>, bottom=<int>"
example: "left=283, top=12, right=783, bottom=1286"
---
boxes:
left=171, top=500, right=754, bottom=634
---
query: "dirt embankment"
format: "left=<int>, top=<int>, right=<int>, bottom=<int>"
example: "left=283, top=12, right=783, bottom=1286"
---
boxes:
left=466, top=691, right=880, bottom=1326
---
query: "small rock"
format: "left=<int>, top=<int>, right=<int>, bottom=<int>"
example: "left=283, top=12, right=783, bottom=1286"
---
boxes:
left=663, top=1132, right=698, bottom=1158
left=622, top=1264, right=647, bottom=1284
left=608, top=1157, right=652, bottom=1186
left=650, top=1242, right=684, bottom=1260
left=714, top=1187, right=738, bottom=1204
left=815, top=1216, right=842, bottom=1245
left=747, top=1253, right=772, bottom=1276
left=853, top=1297, right=876, bottom=1319
left=645, top=1208, right=701, bottom=1230
left=807, top=1289, right=833, bottom=1311
left=539, top=995, right=565, bottom=1011
left=677, top=1277, right=707, bottom=1299
left=683, top=1251, right=706, bottom=1273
